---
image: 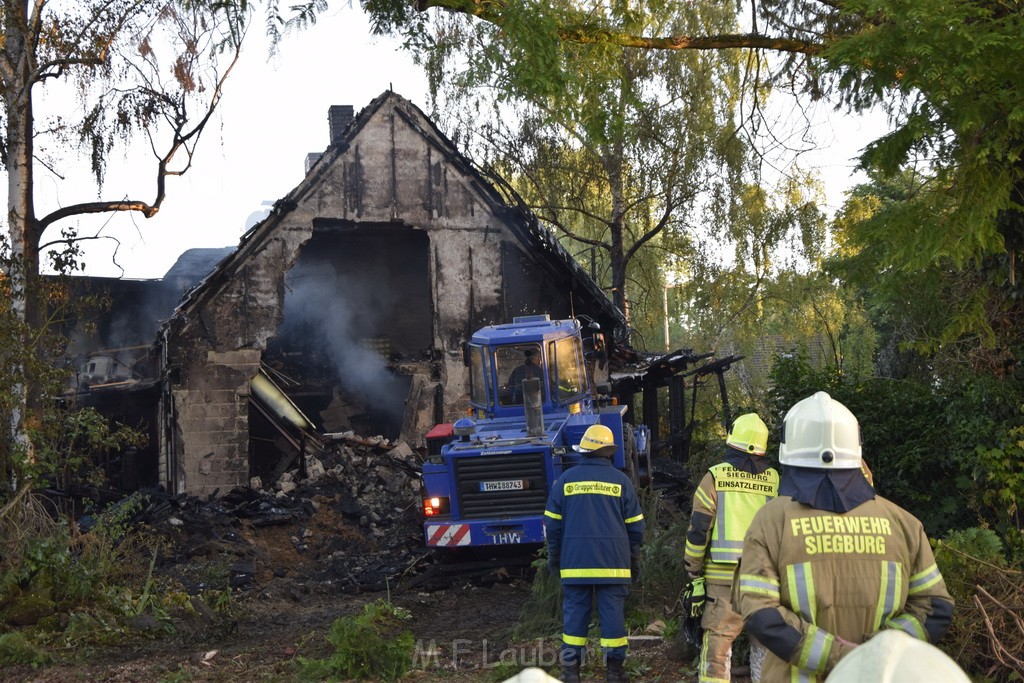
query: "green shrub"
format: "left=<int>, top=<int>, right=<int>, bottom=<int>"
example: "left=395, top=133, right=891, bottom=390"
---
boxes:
left=0, top=631, right=51, bottom=667
left=626, top=492, right=689, bottom=621
left=508, top=549, right=562, bottom=641
left=296, top=599, right=414, bottom=681
left=766, top=355, right=1024, bottom=539
left=974, top=419, right=1024, bottom=542
left=0, top=491, right=180, bottom=657
left=934, top=527, right=1005, bottom=604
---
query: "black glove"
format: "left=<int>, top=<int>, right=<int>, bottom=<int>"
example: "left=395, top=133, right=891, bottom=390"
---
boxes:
left=630, top=548, right=642, bottom=583
left=548, top=556, right=560, bottom=576
left=681, top=575, right=706, bottom=646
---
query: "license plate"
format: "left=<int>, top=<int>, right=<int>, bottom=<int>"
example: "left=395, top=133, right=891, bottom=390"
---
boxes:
left=479, top=479, right=525, bottom=492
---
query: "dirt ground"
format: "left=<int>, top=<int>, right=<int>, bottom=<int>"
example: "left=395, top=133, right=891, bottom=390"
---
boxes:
left=1, top=443, right=753, bottom=683
left=2, top=577, right=708, bottom=683
left=2, top=564, right=759, bottom=683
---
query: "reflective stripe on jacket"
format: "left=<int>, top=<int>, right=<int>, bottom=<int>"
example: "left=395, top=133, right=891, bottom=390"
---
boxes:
left=685, top=463, right=778, bottom=585
left=733, top=495, right=955, bottom=683
left=544, top=456, right=645, bottom=584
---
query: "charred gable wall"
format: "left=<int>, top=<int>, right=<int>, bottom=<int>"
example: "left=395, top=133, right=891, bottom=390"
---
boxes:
left=162, top=93, right=533, bottom=496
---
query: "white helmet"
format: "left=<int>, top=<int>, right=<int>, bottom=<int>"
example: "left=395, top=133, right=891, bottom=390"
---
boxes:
left=825, top=630, right=969, bottom=683
left=779, top=391, right=861, bottom=469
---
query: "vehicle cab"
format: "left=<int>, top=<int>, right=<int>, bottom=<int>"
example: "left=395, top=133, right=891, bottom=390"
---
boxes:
left=464, top=315, right=594, bottom=420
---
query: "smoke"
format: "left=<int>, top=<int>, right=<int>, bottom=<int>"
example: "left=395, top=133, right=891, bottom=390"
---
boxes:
left=64, top=277, right=180, bottom=382
left=280, top=263, right=407, bottom=421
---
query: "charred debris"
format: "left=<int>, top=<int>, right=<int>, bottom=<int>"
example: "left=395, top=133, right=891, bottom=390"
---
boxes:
left=103, top=432, right=438, bottom=596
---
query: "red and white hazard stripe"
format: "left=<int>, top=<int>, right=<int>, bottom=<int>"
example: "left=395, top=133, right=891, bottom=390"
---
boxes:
left=426, top=523, right=472, bottom=547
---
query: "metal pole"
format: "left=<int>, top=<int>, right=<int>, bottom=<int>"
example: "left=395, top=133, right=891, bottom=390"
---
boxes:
left=663, top=285, right=670, bottom=352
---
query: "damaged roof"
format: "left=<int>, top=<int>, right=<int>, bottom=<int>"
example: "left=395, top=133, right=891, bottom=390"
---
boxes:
left=165, top=90, right=627, bottom=337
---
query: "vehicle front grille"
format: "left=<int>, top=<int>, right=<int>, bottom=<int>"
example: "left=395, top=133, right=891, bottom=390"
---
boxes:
left=454, top=452, right=548, bottom=519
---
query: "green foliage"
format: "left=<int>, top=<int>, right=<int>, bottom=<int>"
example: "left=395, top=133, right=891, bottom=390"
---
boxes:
left=824, top=0, right=1024, bottom=361
left=974, top=417, right=1024, bottom=535
left=768, top=355, right=1024, bottom=540
left=31, top=405, right=148, bottom=490
left=934, top=528, right=1006, bottom=605
left=0, top=631, right=52, bottom=668
left=932, top=528, right=1023, bottom=678
left=508, top=549, right=563, bottom=641
left=0, top=255, right=148, bottom=495
left=832, top=170, right=1024, bottom=371
left=158, top=668, right=193, bottom=683
left=627, top=494, right=690, bottom=619
left=414, top=0, right=750, bottom=329
left=296, top=599, right=414, bottom=682
left=826, top=0, right=1024, bottom=247
left=668, top=173, right=878, bottom=418
left=0, top=492, right=176, bottom=650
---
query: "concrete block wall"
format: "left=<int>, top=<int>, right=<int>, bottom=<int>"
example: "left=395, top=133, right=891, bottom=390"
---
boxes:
left=164, top=93, right=521, bottom=496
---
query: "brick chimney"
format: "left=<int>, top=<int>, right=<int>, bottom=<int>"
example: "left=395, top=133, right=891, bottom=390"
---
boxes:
left=304, top=153, right=322, bottom=175
left=328, top=105, right=355, bottom=145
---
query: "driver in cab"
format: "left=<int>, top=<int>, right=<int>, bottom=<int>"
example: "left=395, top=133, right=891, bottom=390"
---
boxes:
left=507, top=349, right=543, bottom=398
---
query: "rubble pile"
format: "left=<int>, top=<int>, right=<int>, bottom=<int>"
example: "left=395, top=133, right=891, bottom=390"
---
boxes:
left=141, top=433, right=428, bottom=597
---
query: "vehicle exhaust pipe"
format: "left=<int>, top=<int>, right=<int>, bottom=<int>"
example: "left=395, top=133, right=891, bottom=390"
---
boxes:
left=523, top=378, right=544, bottom=437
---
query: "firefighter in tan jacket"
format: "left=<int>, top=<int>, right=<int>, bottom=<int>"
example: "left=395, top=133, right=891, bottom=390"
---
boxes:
left=684, top=413, right=778, bottom=683
left=733, top=392, right=954, bottom=683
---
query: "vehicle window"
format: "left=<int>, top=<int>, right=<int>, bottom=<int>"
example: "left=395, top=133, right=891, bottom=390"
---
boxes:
left=468, top=345, right=489, bottom=405
left=547, top=341, right=557, bottom=399
left=496, top=343, right=544, bottom=406
left=553, top=336, right=586, bottom=402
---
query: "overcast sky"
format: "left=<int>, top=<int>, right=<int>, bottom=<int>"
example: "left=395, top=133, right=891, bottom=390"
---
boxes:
left=29, top=6, right=885, bottom=280
left=31, top=7, right=428, bottom=280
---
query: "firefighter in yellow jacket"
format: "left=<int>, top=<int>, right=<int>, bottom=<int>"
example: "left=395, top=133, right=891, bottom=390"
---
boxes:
left=733, top=392, right=954, bottom=683
left=684, top=413, right=778, bottom=683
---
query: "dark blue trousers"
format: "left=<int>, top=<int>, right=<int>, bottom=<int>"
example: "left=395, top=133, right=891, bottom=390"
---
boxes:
left=561, top=583, right=629, bottom=665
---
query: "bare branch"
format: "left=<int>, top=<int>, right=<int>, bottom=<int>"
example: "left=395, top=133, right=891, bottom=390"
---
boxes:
left=39, top=200, right=158, bottom=230
left=545, top=214, right=611, bottom=250
left=624, top=202, right=673, bottom=264
left=38, top=232, right=122, bottom=252
left=35, top=16, right=245, bottom=237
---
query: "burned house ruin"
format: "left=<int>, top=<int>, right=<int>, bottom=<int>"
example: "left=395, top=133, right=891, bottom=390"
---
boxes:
left=155, top=91, right=632, bottom=497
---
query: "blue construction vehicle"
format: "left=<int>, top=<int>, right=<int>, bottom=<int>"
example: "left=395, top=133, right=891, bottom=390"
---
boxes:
left=420, top=315, right=652, bottom=550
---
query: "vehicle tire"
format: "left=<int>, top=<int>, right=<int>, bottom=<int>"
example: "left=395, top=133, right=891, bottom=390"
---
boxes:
left=635, top=425, right=653, bottom=488
left=622, top=422, right=641, bottom=490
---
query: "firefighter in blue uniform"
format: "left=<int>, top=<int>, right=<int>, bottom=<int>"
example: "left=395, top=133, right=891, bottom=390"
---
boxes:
left=545, top=424, right=646, bottom=683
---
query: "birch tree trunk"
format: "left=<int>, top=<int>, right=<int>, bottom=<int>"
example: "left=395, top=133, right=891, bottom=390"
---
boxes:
left=3, top=1, right=40, bottom=474
left=0, top=0, right=246, bottom=491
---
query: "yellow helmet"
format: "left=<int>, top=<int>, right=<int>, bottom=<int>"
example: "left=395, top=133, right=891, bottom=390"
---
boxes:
left=726, top=413, right=769, bottom=456
left=574, top=424, right=617, bottom=455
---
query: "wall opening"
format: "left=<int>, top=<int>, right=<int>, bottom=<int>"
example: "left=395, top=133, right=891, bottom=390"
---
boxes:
left=261, top=224, right=431, bottom=450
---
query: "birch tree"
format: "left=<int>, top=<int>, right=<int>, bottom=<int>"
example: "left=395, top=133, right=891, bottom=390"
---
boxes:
left=364, top=0, right=1024, bottom=343
left=418, top=0, right=751, bottom=332
left=1, top=0, right=248, bottom=486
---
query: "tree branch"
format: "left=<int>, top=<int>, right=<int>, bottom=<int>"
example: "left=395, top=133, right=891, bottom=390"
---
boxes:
left=558, top=29, right=823, bottom=55
left=38, top=232, right=122, bottom=252
left=624, top=203, right=673, bottom=264
left=35, top=17, right=244, bottom=237
left=31, top=0, right=148, bottom=84
left=546, top=214, right=611, bottom=250
left=39, top=200, right=158, bottom=231
left=415, top=0, right=824, bottom=54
